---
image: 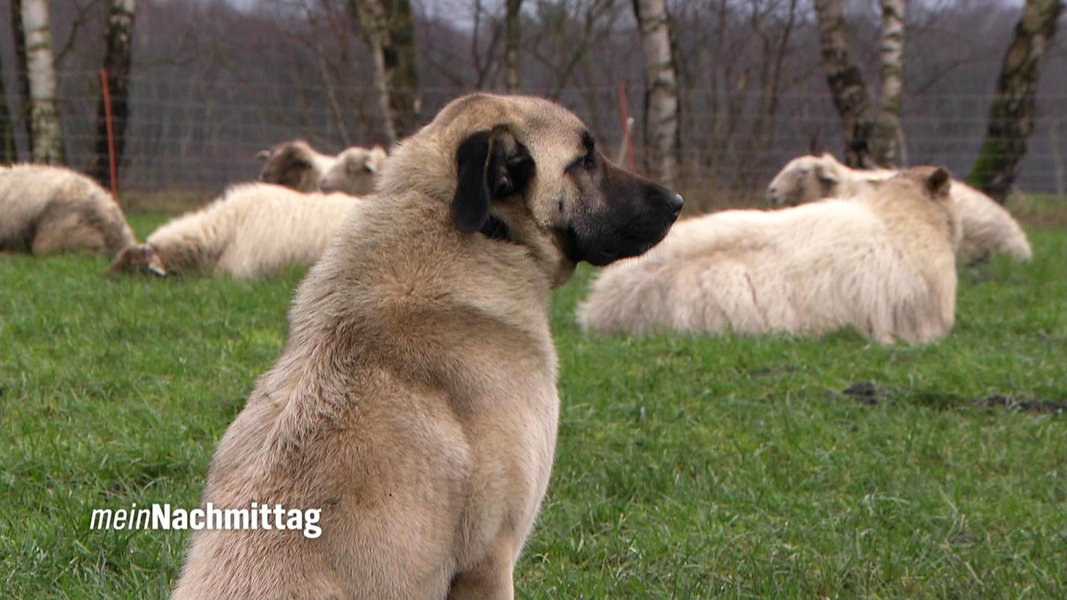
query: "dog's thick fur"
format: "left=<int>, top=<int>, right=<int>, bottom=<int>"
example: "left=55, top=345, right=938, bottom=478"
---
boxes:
left=172, top=93, right=681, bottom=599
left=319, top=145, right=388, bottom=196
left=0, top=164, right=134, bottom=256
left=256, top=139, right=338, bottom=192
left=108, top=183, right=357, bottom=278
left=579, top=167, right=959, bottom=344
left=766, top=153, right=1032, bottom=262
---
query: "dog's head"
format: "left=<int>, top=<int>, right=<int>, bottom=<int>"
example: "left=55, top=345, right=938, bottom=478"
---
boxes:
left=380, top=93, right=683, bottom=274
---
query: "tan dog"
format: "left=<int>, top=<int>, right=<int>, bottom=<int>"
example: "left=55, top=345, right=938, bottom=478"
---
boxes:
left=172, top=93, right=682, bottom=599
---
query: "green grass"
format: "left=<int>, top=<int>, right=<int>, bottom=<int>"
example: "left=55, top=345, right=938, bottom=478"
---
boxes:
left=1, top=213, right=1065, bottom=598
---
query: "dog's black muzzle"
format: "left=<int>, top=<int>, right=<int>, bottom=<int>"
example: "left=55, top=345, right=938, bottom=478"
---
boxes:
left=569, top=165, right=683, bottom=266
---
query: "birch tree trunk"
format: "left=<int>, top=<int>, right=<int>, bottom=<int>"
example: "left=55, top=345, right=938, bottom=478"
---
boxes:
left=966, top=0, right=1063, bottom=203
left=351, top=0, right=421, bottom=145
left=505, top=0, right=522, bottom=92
left=872, top=0, right=907, bottom=167
left=353, top=0, right=396, bottom=144
left=21, top=0, right=64, bottom=164
left=813, top=0, right=874, bottom=168
left=91, top=0, right=136, bottom=187
left=632, top=0, right=680, bottom=188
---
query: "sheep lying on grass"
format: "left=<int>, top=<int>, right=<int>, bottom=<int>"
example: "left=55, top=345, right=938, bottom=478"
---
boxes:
left=578, top=167, right=961, bottom=345
left=108, top=183, right=360, bottom=278
left=766, top=153, right=1032, bottom=262
left=255, top=139, right=338, bottom=192
left=0, top=164, right=135, bottom=257
left=319, top=145, right=388, bottom=195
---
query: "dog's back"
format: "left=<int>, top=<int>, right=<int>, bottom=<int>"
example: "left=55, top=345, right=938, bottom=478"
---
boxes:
left=173, top=187, right=561, bottom=599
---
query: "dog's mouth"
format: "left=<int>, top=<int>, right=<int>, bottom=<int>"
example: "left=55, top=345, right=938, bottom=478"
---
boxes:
left=564, top=215, right=676, bottom=267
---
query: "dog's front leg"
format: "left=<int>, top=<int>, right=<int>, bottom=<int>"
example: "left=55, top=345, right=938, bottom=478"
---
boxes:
left=447, top=543, right=517, bottom=600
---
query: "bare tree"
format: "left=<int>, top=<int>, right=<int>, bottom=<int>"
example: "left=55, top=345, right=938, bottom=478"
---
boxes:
left=300, top=0, right=358, bottom=147
left=505, top=0, right=522, bottom=91
left=1050, top=116, right=1065, bottom=196
left=746, top=0, right=801, bottom=172
left=872, top=0, right=907, bottom=167
left=11, top=0, right=32, bottom=155
left=0, top=49, right=14, bottom=163
left=21, top=0, right=65, bottom=164
left=351, top=0, right=421, bottom=145
left=467, top=0, right=506, bottom=89
left=813, top=0, right=874, bottom=167
left=90, top=0, right=136, bottom=187
left=524, top=0, right=621, bottom=101
left=633, top=0, right=680, bottom=187
left=967, top=0, right=1064, bottom=203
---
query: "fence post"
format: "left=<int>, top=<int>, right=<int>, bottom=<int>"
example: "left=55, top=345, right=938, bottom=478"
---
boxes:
left=616, top=83, right=637, bottom=172
left=100, top=68, right=119, bottom=203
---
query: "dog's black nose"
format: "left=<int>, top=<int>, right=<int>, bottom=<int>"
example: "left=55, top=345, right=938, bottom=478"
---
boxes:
left=666, top=193, right=684, bottom=215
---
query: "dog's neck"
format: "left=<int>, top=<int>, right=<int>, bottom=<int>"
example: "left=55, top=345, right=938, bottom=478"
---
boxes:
left=479, top=214, right=510, bottom=241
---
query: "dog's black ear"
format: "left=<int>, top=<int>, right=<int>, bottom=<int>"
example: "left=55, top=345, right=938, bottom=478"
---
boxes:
left=451, top=126, right=534, bottom=235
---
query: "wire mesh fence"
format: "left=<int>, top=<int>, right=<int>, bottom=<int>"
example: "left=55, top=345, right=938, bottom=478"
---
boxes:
left=9, top=71, right=1067, bottom=200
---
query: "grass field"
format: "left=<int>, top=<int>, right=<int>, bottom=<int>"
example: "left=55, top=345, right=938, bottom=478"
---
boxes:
left=1, top=210, right=1065, bottom=598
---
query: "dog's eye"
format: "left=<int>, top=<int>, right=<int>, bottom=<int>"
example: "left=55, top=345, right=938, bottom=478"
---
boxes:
left=566, top=151, right=597, bottom=173
left=570, top=131, right=597, bottom=172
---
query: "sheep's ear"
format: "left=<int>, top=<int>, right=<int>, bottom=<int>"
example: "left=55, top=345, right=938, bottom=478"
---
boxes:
left=451, top=126, right=534, bottom=235
left=366, top=146, right=388, bottom=173
left=822, top=153, right=846, bottom=168
left=926, top=167, right=951, bottom=198
left=814, top=163, right=839, bottom=185
left=254, top=149, right=270, bottom=160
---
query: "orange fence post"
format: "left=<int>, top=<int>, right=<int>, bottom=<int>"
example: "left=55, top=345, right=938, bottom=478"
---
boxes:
left=616, top=83, right=637, bottom=172
left=100, top=68, right=119, bottom=203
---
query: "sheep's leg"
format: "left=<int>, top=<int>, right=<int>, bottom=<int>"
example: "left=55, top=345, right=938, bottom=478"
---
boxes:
left=31, top=213, right=107, bottom=255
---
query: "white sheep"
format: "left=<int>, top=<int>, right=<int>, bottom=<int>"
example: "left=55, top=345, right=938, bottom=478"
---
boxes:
left=766, top=153, right=1032, bottom=262
left=255, top=139, right=338, bottom=192
left=108, top=183, right=360, bottom=278
left=319, top=145, right=388, bottom=196
left=0, top=163, right=135, bottom=257
left=578, top=167, right=961, bottom=345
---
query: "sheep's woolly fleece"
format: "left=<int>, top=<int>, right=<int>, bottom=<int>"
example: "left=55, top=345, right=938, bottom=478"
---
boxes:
left=0, top=163, right=134, bottom=256
left=766, top=153, right=1031, bottom=262
left=579, top=167, right=961, bottom=344
left=132, top=182, right=359, bottom=277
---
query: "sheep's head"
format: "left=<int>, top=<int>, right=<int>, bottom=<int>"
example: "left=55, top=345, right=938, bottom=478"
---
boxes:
left=765, top=153, right=847, bottom=206
left=860, top=166, right=963, bottom=251
left=319, top=145, right=388, bottom=196
left=107, top=243, right=167, bottom=277
left=256, top=139, right=336, bottom=193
